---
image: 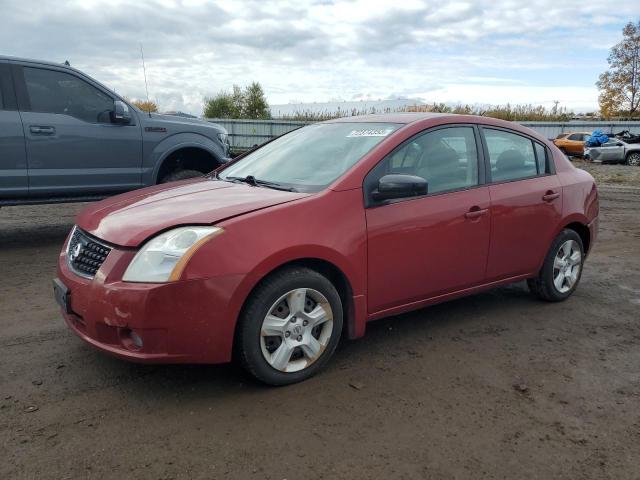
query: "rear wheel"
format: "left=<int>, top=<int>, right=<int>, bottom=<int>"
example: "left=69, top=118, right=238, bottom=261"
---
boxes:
left=236, top=267, right=343, bottom=385
left=626, top=152, right=640, bottom=166
left=528, top=229, right=584, bottom=302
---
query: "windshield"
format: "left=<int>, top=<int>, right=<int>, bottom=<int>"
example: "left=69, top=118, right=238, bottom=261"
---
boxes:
left=219, top=122, right=400, bottom=192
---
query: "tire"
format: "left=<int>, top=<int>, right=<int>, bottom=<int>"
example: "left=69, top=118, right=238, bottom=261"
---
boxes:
left=527, top=229, right=585, bottom=302
left=236, top=267, right=343, bottom=385
left=160, top=169, right=203, bottom=183
left=626, top=152, right=640, bottom=166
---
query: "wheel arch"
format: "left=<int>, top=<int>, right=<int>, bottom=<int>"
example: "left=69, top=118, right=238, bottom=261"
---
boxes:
left=148, top=133, right=225, bottom=184
left=562, top=221, right=591, bottom=254
left=231, top=256, right=360, bottom=358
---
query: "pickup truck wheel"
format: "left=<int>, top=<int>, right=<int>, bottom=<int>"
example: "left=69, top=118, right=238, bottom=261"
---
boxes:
left=160, top=169, right=203, bottom=183
left=626, top=152, right=640, bottom=166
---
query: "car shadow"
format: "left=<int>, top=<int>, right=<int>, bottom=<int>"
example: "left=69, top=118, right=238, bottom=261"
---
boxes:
left=70, top=281, right=538, bottom=401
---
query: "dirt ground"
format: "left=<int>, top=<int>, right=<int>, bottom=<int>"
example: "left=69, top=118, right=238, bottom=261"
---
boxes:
left=1, top=169, right=640, bottom=479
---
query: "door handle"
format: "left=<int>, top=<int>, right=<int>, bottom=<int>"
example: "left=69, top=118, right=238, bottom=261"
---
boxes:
left=542, top=191, right=561, bottom=202
left=29, top=125, right=56, bottom=135
left=464, top=207, right=488, bottom=219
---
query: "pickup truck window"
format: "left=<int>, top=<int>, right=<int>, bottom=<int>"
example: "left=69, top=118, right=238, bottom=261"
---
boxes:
left=23, top=67, right=114, bottom=124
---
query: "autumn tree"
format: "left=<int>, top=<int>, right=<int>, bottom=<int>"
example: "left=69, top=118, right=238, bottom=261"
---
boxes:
left=597, top=20, right=640, bottom=118
left=132, top=99, right=158, bottom=113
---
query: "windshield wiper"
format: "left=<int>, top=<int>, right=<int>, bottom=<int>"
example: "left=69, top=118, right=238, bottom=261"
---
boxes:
left=224, top=175, right=297, bottom=192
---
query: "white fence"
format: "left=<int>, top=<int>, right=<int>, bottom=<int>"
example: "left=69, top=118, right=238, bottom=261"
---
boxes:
left=206, top=118, right=640, bottom=150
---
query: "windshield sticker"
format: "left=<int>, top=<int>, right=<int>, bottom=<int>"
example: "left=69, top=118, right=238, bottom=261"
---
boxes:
left=346, top=128, right=394, bottom=138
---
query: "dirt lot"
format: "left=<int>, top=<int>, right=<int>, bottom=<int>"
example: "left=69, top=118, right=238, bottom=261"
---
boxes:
left=1, top=167, right=640, bottom=479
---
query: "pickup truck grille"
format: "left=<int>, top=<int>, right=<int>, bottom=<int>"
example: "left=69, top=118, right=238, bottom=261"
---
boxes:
left=67, top=227, right=112, bottom=278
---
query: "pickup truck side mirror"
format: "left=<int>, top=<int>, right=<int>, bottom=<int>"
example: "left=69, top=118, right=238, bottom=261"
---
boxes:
left=373, top=174, right=428, bottom=201
left=110, top=100, right=132, bottom=125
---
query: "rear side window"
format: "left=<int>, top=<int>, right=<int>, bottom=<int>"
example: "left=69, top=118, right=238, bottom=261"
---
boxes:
left=0, top=84, right=4, bottom=109
left=567, top=133, right=582, bottom=141
left=380, top=126, right=479, bottom=195
left=23, top=67, right=114, bottom=123
left=484, top=129, right=539, bottom=182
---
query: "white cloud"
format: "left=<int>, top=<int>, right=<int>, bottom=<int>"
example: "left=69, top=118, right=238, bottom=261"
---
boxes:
left=0, top=0, right=638, bottom=114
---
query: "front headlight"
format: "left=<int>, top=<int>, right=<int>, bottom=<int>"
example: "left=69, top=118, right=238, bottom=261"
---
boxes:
left=122, top=226, right=223, bottom=282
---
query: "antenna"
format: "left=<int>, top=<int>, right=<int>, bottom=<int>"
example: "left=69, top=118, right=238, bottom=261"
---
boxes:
left=140, top=43, right=151, bottom=118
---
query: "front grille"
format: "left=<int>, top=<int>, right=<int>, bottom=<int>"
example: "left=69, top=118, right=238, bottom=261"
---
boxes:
left=67, top=227, right=112, bottom=278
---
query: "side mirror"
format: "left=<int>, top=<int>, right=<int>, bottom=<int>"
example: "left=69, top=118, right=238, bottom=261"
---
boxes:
left=373, top=174, right=428, bottom=201
left=110, top=100, right=132, bottom=125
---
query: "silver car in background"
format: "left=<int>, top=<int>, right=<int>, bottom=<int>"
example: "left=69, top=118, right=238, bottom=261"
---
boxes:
left=585, top=139, right=640, bottom=166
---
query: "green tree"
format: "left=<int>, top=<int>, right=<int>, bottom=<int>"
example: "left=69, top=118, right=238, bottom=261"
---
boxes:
left=597, top=20, right=640, bottom=118
left=203, top=82, right=270, bottom=119
left=243, top=82, right=270, bottom=119
left=203, top=90, right=240, bottom=118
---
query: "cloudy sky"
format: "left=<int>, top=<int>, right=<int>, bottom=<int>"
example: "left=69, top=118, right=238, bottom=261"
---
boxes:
left=1, top=0, right=639, bottom=115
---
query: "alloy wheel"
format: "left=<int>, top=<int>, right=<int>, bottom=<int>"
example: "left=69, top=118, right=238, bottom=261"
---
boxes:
left=627, top=153, right=640, bottom=166
left=553, top=240, right=582, bottom=293
left=260, top=288, right=334, bottom=373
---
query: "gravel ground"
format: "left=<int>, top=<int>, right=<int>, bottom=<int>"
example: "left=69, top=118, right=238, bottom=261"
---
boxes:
left=1, top=180, right=639, bottom=479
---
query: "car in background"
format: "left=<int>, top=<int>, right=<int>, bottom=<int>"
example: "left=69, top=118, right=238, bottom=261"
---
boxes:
left=584, top=138, right=640, bottom=165
left=0, top=56, right=231, bottom=206
left=553, top=132, right=591, bottom=157
left=54, top=113, right=599, bottom=385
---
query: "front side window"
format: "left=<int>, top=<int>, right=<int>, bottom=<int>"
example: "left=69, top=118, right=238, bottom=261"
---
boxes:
left=219, top=122, right=400, bottom=192
left=483, top=129, right=538, bottom=182
left=567, top=133, right=582, bottom=141
left=373, top=126, right=480, bottom=195
left=23, top=67, right=114, bottom=123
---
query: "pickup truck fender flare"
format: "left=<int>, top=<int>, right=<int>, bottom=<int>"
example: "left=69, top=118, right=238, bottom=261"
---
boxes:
left=146, top=133, right=226, bottom=184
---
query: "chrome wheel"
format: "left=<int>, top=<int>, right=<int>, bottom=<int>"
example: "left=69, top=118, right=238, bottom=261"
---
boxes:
left=553, top=240, right=582, bottom=293
left=260, top=288, right=334, bottom=373
left=627, top=153, right=640, bottom=166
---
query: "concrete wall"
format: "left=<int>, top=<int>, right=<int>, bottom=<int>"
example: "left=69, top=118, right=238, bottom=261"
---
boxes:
left=206, top=118, right=640, bottom=150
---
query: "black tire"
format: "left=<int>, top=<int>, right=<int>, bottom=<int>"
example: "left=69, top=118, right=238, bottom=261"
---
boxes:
left=160, top=169, right=203, bottom=183
left=626, top=152, right=640, bottom=166
left=236, top=267, right=343, bottom=386
left=527, top=229, right=584, bottom=302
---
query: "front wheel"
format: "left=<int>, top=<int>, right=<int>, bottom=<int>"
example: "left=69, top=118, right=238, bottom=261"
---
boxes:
left=528, top=229, right=584, bottom=302
left=236, top=267, right=343, bottom=385
left=627, top=152, right=640, bottom=166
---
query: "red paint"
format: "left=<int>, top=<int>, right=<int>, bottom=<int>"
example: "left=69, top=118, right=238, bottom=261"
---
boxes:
left=56, top=114, right=599, bottom=364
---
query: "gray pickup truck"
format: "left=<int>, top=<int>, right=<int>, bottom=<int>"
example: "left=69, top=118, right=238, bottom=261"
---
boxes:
left=0, top=56, right=230, bottom=206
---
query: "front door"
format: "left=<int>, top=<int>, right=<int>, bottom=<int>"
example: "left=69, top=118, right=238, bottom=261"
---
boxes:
left=481, top=127, right=563, bottom=280
left=0, top=62, right=27, bottom=199
left=365, top=125, right=491, bottom=314
left=13, top=64, right=143, bottom=197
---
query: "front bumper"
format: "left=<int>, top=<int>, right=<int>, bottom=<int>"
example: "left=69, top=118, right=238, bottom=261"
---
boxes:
left=56, top=238, right=245, bottom=364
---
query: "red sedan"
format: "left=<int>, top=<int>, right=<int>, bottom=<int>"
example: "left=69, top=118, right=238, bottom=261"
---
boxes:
left=54, top=113, right=599, bottom=385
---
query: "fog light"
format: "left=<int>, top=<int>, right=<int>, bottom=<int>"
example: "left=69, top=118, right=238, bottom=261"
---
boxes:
left=120, top=328, right=143, bottom=350
left=130, top=331, right=143, bottom=348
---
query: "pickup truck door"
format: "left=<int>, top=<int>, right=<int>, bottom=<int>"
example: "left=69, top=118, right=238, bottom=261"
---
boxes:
left=12, top=63, right=143, bottom=198
left=0, top=61, right=28, bottom=199
left=597, top=141, right=625, bottom=163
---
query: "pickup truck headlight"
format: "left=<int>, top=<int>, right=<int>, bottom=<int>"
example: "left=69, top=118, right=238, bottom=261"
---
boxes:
left=122, top=226, right=223, bottom=282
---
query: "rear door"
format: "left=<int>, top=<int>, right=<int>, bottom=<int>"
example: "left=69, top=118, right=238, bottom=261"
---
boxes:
left=365, top=125, right=491, bottom=313
left=12, top=63, right=143, bottom=197
left=597, top=140, right=625, bottom=163
left=0, top=61, right=28, bottom=199
left=481, top=127, right=562, bottom=281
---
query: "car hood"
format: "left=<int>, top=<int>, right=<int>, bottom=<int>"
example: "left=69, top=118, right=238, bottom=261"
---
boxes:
left=76, top=179, right=310, bottom=247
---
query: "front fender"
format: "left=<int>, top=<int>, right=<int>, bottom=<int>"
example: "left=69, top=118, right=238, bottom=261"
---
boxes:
left=144, top=132, right=226, bottom=184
